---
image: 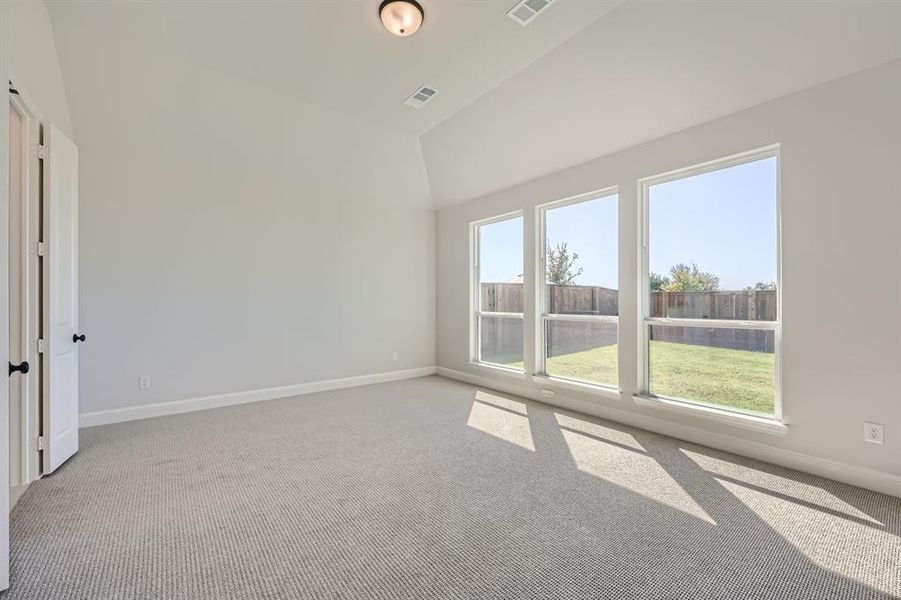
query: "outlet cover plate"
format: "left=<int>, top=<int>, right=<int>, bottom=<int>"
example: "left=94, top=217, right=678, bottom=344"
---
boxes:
left=864, top=422, right=884, bottom=445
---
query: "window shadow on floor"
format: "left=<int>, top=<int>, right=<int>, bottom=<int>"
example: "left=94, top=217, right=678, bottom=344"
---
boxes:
left=459, top=382, right=900, bottom=599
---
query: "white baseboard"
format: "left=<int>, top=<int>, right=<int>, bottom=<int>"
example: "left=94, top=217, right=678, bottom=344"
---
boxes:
left=80, top=366, right=437, bottom=428
left=10, top=483, right=30, bottom=509
left=436, top=366, right=901, bottom=498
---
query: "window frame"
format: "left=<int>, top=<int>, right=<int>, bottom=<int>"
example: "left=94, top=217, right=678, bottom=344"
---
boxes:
left=637, top=145, right=783, bottom=421
left=469, top=211, right=525, bottom=372
left=536, top=187, right=619, bottom=390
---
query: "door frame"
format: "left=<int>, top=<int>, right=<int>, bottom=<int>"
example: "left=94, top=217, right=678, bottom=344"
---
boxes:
left=1, top=0, right=12, bottom=588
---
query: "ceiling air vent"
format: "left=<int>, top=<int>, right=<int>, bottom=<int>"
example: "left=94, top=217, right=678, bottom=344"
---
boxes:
left=403, top=85, right=438, bottom=109
left=507, top=0, right=556, bottom=25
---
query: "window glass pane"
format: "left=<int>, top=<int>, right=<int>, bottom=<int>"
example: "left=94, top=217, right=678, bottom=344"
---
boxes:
left=648, top=157, right=777, bottom=321
left=477, top=216, right=523, bottom=369
left=545, top=320, right=617, bottom=388
left=648, top=324, right=775, bottom=415
left=545, top=196, right=618, bottom=316
left=480, top=315, right=524, bottom=367
left=479, top=216, right=523, bottom=313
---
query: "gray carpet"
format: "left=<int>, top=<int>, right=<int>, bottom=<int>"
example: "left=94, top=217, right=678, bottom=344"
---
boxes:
left=3, top=375, right=899, bottom=599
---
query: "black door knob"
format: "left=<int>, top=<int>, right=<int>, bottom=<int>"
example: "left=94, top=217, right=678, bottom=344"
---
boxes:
left=73, top=333, right=86, bottom=343
left=9, top=361, right=29, bottom=376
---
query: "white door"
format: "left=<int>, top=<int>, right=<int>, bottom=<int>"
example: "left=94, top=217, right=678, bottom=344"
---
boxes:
left=41, top=124, right=79, bottom=474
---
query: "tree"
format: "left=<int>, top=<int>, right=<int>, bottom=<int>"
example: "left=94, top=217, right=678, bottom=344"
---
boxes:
left=745, top=281, right=776, bottom=291
left=662, top=262, right=720, bottom=292
left=649, top=272, right=670, bottom=291
left=546, top=242, right=583, bottom=285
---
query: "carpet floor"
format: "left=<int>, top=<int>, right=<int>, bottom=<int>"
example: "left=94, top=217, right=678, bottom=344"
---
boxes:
left=3, top=375, right=899, bottom=599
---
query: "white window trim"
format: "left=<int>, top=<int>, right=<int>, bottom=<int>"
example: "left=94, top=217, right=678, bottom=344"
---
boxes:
left=466, top=361, right=529, bottom=379
left=470, top=211, right=525, bottom=371
left=532, top=374, right=622, bottom=401
left=535, top=186, right=619, bottom=392
left=632, top=394, right=788, bottom=435
left=637, top=145, right=784, bottom=423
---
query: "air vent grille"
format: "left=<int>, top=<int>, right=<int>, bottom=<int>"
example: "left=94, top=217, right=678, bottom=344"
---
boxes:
left=403, top=85, right=438, bottom=109
left=507, top=0, right=556, bottom=25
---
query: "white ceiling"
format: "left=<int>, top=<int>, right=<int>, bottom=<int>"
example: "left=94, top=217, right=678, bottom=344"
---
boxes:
left=421, top=0, right=901, bottom=206
left=45, top=0, right=623, bottom=135
left=47, top=0, right=901, bottom=208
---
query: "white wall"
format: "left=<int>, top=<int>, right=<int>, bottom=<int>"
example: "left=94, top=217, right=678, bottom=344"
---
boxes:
left=436, top=61, right=901, bottom=487
left=7, top=0, right=71, bottom=137
left=50, top=23, right=435, bottom=414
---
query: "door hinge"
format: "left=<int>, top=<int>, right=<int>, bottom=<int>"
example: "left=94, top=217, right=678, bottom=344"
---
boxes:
left=37, top=338, right=44, bottom=354
left=36, top=436, right=46, bottom=451
left=36, top=241, right=45, bottom=256
left=38, top=145, right=49, bottom=160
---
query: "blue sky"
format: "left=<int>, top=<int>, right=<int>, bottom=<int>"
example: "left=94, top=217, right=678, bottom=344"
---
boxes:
left=479, top=216, right=524, bottom=282
left=649, top=157, right=777, bottom=289
left=479, top=156, right=777, bottom=291
left=546, top=196, right=617, bottom=288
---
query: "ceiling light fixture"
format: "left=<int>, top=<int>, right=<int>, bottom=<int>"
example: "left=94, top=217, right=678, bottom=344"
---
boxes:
left=379, top=0, right=424, bottom=37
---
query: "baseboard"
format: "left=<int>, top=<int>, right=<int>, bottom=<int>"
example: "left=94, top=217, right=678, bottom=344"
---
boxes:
left=436, top=366, right=901, bottom=498
left=10, top=483, right=30, bottom=509
left=80, top=366, right=437, bottom=428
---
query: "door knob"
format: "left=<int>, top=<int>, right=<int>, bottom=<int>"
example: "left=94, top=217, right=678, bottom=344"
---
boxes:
left=9, top=361, right=29, bottom=376
left=73, top=333, right=86, bottom=343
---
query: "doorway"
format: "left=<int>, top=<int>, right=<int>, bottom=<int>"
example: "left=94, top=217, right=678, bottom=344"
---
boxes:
left=8, top=90, right=41, bottom=509
left=3, top=81, right=81, bottom=591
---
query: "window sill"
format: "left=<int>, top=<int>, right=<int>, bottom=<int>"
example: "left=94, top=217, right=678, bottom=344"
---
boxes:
left=466, top=361, right=528, bottom=379
left=632, top=394, right=788, bottom=436
left=531, top=375, right=622, bottom=401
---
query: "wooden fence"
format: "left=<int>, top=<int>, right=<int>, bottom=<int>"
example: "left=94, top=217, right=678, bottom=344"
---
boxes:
left=478, top=283, right=776, bottom=360
left=650, top=290, right=776, bottom=321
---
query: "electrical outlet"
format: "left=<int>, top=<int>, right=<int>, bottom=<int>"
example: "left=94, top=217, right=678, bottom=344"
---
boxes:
left=864, top=422, right=884, bottom=445
left=392, top=352, right=398, bottom=361
left=139, top=376, right=152, bottom=390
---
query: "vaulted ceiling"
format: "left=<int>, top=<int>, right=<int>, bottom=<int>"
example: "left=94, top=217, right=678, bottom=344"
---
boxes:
left=48, top=0, right=901, bottom=207
left=45, top=0, right=623, bottom=135
left=420, top=1, right=901, bottom=205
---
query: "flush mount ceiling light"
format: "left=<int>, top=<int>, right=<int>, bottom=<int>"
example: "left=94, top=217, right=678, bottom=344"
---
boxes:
left=379, top=0, right=424, bottom=37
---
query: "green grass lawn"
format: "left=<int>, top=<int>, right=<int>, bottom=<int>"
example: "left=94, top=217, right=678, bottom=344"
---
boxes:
left=510, top=341, right=775, bottom=415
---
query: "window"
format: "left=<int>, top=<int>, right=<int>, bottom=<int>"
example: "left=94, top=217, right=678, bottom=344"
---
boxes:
left=471, top=213, right=524, bottom=370
left=640, top=148, right=780, bottom=417
left=538, top=190, right=618, bottom=388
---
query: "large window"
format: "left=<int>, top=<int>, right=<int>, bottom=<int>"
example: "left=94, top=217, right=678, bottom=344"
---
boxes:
left=641, top=148, right=780, bottom=417
left=471, top=213, right=524, bottom=370
left=538, top=190, right=618, bottom=388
